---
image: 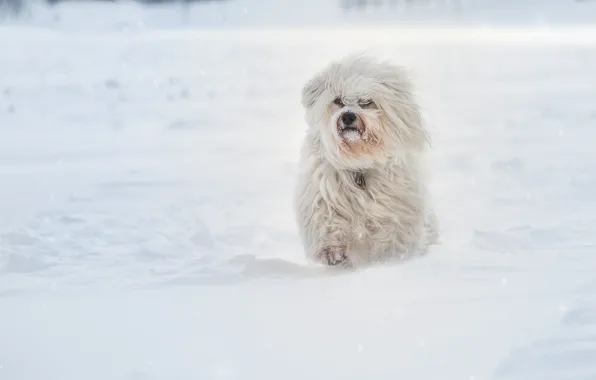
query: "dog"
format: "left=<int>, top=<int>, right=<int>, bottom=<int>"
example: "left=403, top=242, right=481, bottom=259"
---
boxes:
left=293, top=54, right=438, bottom=267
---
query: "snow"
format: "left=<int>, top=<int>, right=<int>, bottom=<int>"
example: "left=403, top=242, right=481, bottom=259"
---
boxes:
left=2, top=1, right=596, bottom=379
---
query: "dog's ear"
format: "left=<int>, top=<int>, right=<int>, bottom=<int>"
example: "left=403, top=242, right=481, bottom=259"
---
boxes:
left=301, top=71, right=327, bottom=109
left=378, top=67, right=430, bottom=149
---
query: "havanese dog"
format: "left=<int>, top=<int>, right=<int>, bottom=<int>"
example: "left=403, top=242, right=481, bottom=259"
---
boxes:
left=294, top=54, right=438, bottom=267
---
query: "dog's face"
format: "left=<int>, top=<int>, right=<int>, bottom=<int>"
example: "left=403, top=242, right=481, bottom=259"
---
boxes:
left=301, top=55, right=429, bottom=170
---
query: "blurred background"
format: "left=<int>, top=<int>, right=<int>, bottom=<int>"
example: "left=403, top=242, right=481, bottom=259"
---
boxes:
left=2, top=0, right=596, bottom=30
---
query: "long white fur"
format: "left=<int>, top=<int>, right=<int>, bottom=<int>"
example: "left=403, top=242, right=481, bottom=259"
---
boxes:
left=294, top=54, right=438, bottom=267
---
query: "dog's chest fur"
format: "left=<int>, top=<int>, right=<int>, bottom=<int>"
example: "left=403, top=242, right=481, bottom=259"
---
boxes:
left=325, top=162, right=424, bottom=244
left=295, top=138, right=430, bottom=264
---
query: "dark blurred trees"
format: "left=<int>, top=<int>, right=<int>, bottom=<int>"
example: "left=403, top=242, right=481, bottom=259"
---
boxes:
left=0, top=0, right=24, bottom=17
left=43, top=0, right=228, bottom=4
left=0, top=0, right=229, bottom=21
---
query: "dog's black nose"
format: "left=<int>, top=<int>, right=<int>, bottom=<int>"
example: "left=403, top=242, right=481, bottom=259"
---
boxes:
left=341, top=111, right=357, bottom=125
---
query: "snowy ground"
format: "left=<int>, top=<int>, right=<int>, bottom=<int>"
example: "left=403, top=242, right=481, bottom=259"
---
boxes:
left=2, top=11, right=596, bottom=380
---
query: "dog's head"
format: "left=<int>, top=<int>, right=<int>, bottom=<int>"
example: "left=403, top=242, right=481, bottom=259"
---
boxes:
left=301, top=55, right=429, bottom=170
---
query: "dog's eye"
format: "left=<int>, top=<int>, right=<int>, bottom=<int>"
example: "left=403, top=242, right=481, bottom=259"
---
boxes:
left=333, top=98, right=344, bottom=107
left=358, top=99, right=374, bottom=108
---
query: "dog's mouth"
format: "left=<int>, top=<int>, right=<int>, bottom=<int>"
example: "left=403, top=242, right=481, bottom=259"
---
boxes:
left=341, top=126, right=359, bottom=133
left=338, top=124, right=364, bottom=141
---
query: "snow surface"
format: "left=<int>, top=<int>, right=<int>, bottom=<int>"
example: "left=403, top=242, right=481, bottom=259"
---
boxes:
left=2, top=2, right=596, bottom=379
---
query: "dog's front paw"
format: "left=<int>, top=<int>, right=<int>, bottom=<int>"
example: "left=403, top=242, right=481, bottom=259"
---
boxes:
left=318, top=245, right=348, bottom=266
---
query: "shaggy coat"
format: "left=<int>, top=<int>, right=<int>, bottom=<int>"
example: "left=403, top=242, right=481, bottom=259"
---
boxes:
left=294, top=55, right=438, bottom=266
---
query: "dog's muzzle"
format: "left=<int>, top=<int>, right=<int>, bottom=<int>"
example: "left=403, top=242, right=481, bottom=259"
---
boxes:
left=338, top=111, right=364, bottom=137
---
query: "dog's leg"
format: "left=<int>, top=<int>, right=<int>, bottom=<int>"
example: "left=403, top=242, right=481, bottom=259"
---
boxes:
left=294, top=162, right=351, bottom=267
left=314, top=223, right=351, bottom=266
left=297, top=205, right=350, bottom=266
left=317, top=225, right=348, bottom=266
left=319, top=245, right=347, bottom=266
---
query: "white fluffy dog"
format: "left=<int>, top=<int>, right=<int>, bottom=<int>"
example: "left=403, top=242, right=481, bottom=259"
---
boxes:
left=294, top=54, right=438, bottom=267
